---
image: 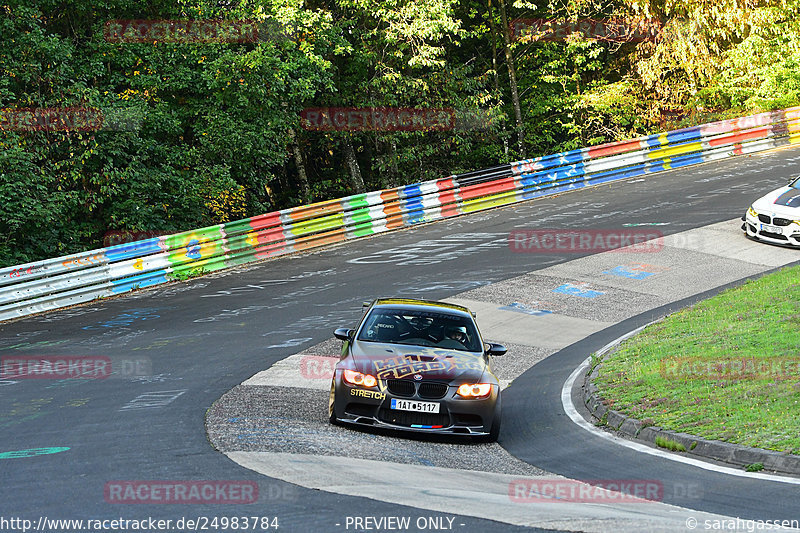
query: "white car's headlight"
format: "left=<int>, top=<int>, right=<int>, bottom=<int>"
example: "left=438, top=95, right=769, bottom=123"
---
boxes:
left=747, top=206, right=758, bottom=218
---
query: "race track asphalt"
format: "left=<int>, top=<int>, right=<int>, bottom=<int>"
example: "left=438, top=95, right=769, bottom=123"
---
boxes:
left=2, top=145, right=799, bottom=532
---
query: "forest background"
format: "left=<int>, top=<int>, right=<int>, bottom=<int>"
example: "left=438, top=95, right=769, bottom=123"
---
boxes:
left=1, top=0, right=798, bottom=266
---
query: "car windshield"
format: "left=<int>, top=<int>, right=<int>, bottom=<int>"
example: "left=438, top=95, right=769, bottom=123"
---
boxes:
left=357, top=307, right=482, bottom=352
left=791, top=176, right=800, bottom=189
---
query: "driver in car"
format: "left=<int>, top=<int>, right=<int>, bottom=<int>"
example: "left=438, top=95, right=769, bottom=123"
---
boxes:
left=445, top=326, right=468, bottom=347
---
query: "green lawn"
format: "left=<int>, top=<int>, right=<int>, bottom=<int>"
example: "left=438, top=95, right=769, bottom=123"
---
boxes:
left=594, top=264, right=800, bottom=453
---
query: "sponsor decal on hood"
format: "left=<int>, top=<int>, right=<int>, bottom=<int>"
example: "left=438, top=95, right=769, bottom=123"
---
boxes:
left=373, top=352, right=484, bottom=379
left=773, top=188, right=800, bottom=208
left=360, top=347, right=486, bottom=381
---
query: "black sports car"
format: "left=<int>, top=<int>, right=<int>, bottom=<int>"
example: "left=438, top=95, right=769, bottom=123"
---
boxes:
left=329, top=298, right=506, bottom=442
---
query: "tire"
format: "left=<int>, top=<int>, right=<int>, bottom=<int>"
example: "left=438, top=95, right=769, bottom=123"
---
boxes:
left=328, top=380, right=340, bottom=426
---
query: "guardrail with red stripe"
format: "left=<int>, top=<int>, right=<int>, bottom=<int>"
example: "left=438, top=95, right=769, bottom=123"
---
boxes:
left=1, top=106, right=798, bottom=322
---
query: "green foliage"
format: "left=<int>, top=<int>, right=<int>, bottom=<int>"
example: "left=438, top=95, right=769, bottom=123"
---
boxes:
left=2, top=0, right=797, bottom=267
left=0, top=0, right=337, bottom=265
left=655, top=436, right=687, bottom=452
left=692, top=7, right=800, bottom=111
left=171, top=266, right=206, bottom=281
left=595, top=265, right=800, bottom=454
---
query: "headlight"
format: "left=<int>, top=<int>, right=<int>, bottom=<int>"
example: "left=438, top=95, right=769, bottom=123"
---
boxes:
left=457, top=383, right=492, bottom=398
left=747, top=206, right=757, bottom=218
left=343, top=369, right=377, bottom=388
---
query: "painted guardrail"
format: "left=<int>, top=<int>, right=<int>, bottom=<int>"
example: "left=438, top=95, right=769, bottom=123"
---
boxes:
left=1, top=106, right=799, bottom=322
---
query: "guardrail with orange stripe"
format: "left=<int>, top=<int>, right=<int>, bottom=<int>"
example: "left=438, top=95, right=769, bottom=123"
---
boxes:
left=1, top=106, right=798, bottom=322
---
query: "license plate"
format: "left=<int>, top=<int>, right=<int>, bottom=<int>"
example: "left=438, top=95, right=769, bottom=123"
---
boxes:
left=761, top=224, right=782, bottom=234
left=390, top=398, right=440, bottom=413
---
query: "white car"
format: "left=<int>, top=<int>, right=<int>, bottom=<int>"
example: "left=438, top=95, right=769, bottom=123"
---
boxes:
left=743, top=176, right=800, bottom=247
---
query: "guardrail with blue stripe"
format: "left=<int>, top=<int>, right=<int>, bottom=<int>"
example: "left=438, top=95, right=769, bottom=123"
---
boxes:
left=1, top=106, right=798, bottom=322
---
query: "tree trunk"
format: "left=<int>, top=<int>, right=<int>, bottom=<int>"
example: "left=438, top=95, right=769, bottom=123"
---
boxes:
left=287, top=127, right=310, bottom=203
left=487, top=0, right=509, bottom=156
left=343, top=136, right=366, bottom=193
left=388, top=138, right=400, bottom=187
left=497, top=0, right=526, bottom=159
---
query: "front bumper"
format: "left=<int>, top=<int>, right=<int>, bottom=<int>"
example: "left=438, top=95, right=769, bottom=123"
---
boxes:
left=743, top=212, right=800, bottom=247
left=332, top=380, right=499, bottom=436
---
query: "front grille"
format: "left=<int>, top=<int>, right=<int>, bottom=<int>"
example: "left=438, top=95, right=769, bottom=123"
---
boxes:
left=386, top=379, right=415, bottom=397
left=758, top=214, right=771, bottom=224
left=774, top=217, right=793, bottom=226
left=418, top=382, right=448, bottom=399
left=378, top=408, right=450, bottom=428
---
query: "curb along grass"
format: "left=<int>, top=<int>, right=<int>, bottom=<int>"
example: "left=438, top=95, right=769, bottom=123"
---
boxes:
left=593, top=264, right=800, bottom=455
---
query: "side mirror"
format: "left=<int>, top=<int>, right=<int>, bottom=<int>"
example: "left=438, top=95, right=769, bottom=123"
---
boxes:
left=485, top=343, right=507, bottom=356
left=334, top=328, right=354, bottom=341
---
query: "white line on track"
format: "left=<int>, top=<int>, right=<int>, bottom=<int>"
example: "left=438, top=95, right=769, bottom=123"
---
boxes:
left=562, top=327, right=800, bottom=486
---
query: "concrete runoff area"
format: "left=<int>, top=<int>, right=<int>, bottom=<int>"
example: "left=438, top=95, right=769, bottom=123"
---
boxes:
left=228, top=452, right=736, bottom=533
left=208, top=218, right=799, bottom=532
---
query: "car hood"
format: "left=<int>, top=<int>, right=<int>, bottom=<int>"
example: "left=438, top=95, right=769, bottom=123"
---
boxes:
left=753, top=186, right=800, bottom=216
left=349, top=341, right=490, bottom=383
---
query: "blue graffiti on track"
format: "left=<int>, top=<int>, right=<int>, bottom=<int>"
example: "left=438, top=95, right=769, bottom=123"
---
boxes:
left=82, top=307, right=170, bottom=330
left=498, top=302, right=553, bottom=316
left=603, top=265, right=655, bottom=280
left=603, top=263, right=667, bottom=280
left=552, top=282, right=605, bottom=298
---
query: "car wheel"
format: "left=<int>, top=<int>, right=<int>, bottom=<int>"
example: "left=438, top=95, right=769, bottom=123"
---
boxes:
left=328, top=380, right=340, bottom=425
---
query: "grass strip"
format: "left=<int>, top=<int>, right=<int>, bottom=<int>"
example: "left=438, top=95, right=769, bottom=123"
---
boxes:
left=594, top=264, right=800, bottom=453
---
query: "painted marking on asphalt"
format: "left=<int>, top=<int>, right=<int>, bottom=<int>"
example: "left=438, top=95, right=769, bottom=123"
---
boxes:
left=348, top=233, right=508, bottom=266
left=498, top=302, right=553, bottom=316
left=194, top=305, right=271, bottom=323
left=602, top=265, right=654, bottom=280
left=0, top=447, right=70, bottom=459
left=265, top=338, right=313, bottom=349
left=36, top=307, right=106, bottom=323
left=552, top=282, right=604, bottom=298
left=82, top=308, right=167, bottom=330
left=119, top=389, right=187, bottom=411
left=602, top=264, right=668, bottom=280
left=562, top=327, right=800, bottom=486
